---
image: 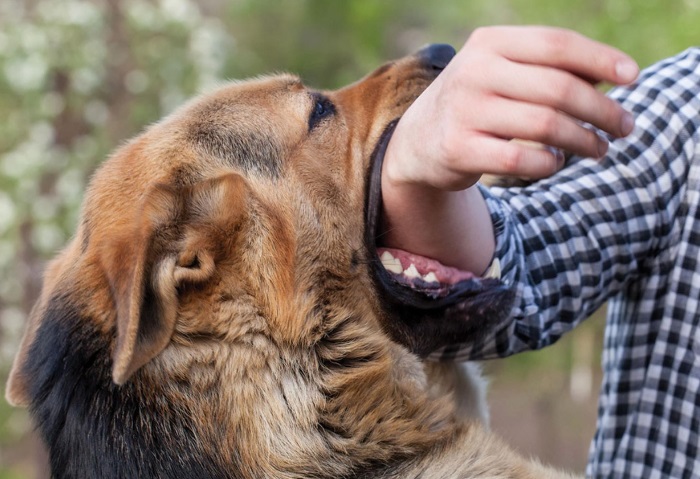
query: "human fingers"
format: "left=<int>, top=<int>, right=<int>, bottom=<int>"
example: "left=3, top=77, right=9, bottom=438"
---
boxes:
left=431, top=135, right=563, bottom=190
left=467, top=96, right=609, bottom=159
left=466, top=26, right=639, bottom=85
left=482, top=58, right=635, bottom=138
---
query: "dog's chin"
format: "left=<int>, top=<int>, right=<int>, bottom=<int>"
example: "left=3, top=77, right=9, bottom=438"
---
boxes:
left=364, top=120, right=516, bottom=357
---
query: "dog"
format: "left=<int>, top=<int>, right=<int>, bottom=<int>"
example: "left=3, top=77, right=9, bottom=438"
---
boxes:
left=6, top=44, right=579, bottom=478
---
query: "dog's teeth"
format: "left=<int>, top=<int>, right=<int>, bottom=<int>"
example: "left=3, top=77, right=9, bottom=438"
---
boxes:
left=423, top=272, right=439, bottom=283
left=484, top=258, right=501, bottom=280
left=380, top=251, right=403, bottom=274
left=403, top=264, right=420, bottom=279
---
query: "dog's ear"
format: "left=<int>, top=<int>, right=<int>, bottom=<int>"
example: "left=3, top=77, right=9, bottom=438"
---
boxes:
left=108, top=173, right=248, bottom=385
left=6, top=294, right=54, bottom=406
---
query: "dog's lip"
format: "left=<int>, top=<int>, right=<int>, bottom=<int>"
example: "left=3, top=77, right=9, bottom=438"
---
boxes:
left=365, top=120, right=511, bottom=307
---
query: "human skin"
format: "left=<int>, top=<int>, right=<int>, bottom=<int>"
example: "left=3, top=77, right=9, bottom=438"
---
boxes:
left=381, top=26, right=639, bottom=275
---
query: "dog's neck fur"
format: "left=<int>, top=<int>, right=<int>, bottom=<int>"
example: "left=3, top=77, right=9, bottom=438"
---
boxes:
left=24, top=268, right=465, bottom=479
left=19, top=234, right=570, bottom=479
left=24, top=298, right=233, bottom=479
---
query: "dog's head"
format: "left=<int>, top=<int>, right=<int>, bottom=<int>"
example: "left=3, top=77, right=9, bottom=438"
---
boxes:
left=8, top=43, right=512, bottom=400
left=6, top=45, right=513, bottom=473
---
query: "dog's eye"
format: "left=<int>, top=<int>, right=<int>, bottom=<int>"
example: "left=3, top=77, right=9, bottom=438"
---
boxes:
left=308, top=94, right=335, bottom=131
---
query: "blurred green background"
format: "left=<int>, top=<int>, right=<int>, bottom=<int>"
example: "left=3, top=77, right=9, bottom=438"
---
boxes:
left=0, top=0, right=698, bottom=477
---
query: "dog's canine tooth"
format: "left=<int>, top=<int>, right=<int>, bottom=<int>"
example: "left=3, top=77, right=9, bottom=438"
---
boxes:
left=423, top=272, right=438, bottom=283
left=403, top=264, right=420, bottom=279
left=484, top=258, right=501, bottom=280
left=380, top=250, right=403, bottom=274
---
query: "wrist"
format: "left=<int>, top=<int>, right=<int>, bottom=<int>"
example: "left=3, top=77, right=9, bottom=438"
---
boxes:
left=380, top=119, right=495, bottom=275
left=380, top=179, right=495, bottom=275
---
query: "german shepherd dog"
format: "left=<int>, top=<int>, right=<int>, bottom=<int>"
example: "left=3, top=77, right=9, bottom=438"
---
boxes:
left=6, top=45, right=579, bottom=478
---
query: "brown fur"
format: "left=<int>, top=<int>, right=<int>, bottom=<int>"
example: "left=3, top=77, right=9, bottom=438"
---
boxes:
left=7, top=50, right=579, bottom=478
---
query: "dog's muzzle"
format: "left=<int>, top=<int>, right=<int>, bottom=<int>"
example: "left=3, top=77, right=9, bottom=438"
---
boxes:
left=364, top=120, right=516, bottom=357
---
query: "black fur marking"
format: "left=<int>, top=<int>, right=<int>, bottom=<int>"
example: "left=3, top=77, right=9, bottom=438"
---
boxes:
left=316, top=318, right=381, bottom=373
left=23, top=296, right=232, bottom=479
left=136, top=264, right=167, bottom=348
left=189, top=107, right=282, bottom=178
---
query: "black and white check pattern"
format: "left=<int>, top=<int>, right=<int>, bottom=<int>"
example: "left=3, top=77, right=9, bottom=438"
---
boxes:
left=432, top=48, right=700, bottom=478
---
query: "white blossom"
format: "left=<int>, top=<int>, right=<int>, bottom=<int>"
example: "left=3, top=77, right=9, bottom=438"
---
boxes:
left=0, top=193, right=16, bottom=235
left=125, top=69, right=150, bottom=94
left=4, top=54, right=49, bottom=92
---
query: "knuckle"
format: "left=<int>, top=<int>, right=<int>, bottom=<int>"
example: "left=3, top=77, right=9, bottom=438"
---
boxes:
left=541, top=28, right=572, bottom=58
left=441, top=68, right=464, bottom=92
left=468, top=27, right=491, bottom=46
left=533, top=111, right=559, bottom=140
left=550, top=77, right=576, bottom=108
left=501, top=147, right=523, bottom=175
left=437, top=127, right=463, bottom=166
left=593, top=53, right=613, bottom=76
left=467, top=26, right=505, bottom=49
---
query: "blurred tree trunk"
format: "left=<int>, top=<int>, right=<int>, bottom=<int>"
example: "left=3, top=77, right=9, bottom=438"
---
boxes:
left=104, top=0, right=135, bottom=145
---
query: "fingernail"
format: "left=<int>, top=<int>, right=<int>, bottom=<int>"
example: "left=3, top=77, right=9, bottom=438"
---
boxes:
left=544, top=145, right=565, bottom=170
left=597, top=137, right=609, bottom=158
left=555, top=149, right=565, bottom=168
left=621, top=111, right=635, bottom=136
left=615, top=59, right=639, bottom=83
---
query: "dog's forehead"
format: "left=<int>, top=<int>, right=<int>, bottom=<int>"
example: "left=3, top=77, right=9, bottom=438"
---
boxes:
left=178, top=75, right=311, bottom=178
left=81, top=76, right=311, bottom=233
left=187, top=75, right=307, bottom=119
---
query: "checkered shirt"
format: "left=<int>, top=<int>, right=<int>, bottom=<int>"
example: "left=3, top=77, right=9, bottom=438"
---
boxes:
left=432, top=48, right=700, bottom=478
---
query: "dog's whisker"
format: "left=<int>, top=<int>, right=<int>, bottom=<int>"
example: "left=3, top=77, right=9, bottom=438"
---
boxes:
left=371, top=225, right=397, bottom=243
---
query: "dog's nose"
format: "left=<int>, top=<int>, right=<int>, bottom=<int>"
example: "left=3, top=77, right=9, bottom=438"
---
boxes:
left=418, top=44, right=456, bottom=71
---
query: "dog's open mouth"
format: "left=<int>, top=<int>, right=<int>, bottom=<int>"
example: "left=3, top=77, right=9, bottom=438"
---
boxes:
left=376, top=246, right=501, bottom=298
left=364, top=121, right=515, bottom=356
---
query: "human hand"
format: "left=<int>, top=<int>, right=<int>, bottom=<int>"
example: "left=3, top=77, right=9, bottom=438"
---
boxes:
left=384, top=26, right=639, bottom=191
left=380, top=27, right=639, bottom=274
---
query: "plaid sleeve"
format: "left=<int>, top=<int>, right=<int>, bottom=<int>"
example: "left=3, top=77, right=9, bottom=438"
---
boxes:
left=430, top=48, right=700, bottom=361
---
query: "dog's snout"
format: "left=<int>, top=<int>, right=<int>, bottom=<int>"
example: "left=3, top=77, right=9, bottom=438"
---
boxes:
left=418, top=44, right=456, bottom=71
